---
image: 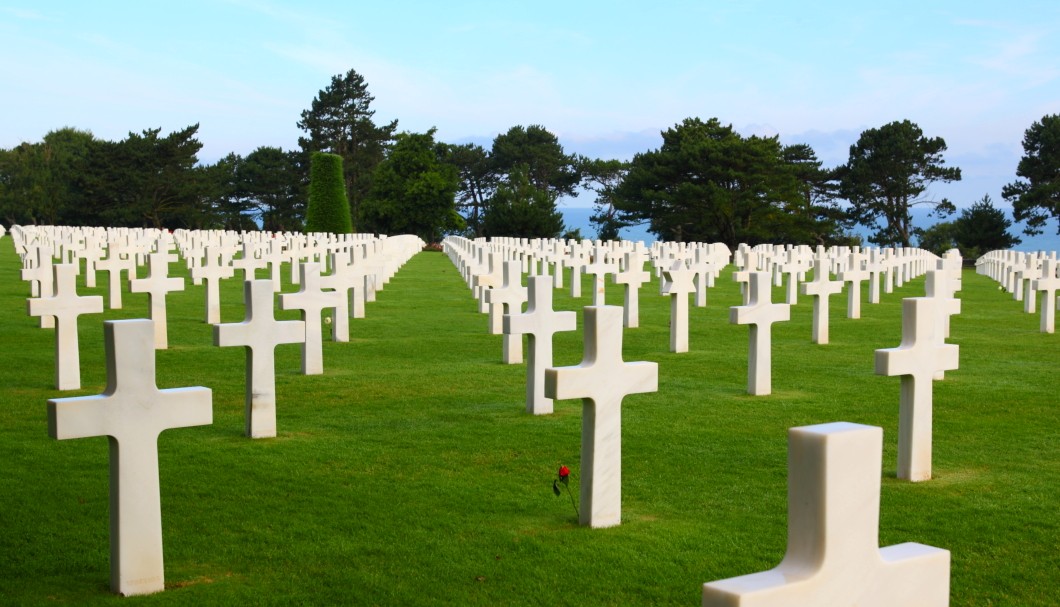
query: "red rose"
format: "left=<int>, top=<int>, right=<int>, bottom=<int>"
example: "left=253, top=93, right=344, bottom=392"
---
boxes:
left=558, top=465, right=570, bottom=479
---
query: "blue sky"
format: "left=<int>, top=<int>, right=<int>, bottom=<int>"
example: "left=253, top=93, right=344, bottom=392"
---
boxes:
left=2, top=1, right=1058, bottom=232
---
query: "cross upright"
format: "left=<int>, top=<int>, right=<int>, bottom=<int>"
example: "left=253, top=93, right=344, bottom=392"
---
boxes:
left=129, top=251, right=185, bottom=349
left=22, top=245, right=56, bottom=327
left=691, top=247, right=722, bottom=308
left=876, top=297, right=959, bottom=481
left=1031, top=258, right=1059, bottom=333
left=732, top=251, right=759, bottom=305
left=504, top=275, right=576, bottom=415
left=28, top=264, right=104, bottom=390
left=703, top=422, right=950, bottom=606
left=96, top=239, right=137, bottom=310
left=189, top=246, right=234, bottom=324
left=318, top=252, right=353, bottom=342
left=838, top=251, right=869, bottom=319
left=215, top=280, right=306, bottom=438
left=231, top=241, right=266, bottom=282
left=544, top=305, right=658, bottom=528
left=799, top=253, right=844, bottom=345
left=662, top=260, right=697, bottom=353
left=279, top=262, right=342, bottom=375
left=484, top=260, right=527, bottom=364
left=730, top=272, right=791, bottom=395
left=582, top=245, right=618, bottom=306
left=613, top=250, right=651, bottom=328
left=925, top=268, right=961, bottom=380
left=48, top=319, right=212, bottom=596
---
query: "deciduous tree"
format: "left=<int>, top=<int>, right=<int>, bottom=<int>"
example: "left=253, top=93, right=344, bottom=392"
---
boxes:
left=361, top=129, right=462, bottom=242
left=297, top=69, right=397, bottom=227
left=838, top=120, right=961, bottom=247
left=1002, top=114, right=1060, bottom=236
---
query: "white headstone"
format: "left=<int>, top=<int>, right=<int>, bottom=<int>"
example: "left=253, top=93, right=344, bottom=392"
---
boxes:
left=613, top=250, right=651, bottom=328
left=484, top=260, right=527, bottom=364
left=279, top=263, right=341, bottom=375
left=504, top=275, right=577, bottom=415
left=215, top=280, right=306, bottom=438
left=662, top=260, right=697, bottom=353
left=189, top=246, right=234, bottom=324
left=702, top=422, right=950, bottom=606
left=129, top=251, right=184, bottom=349
left=27, top=264, right=104, bottom=390
left=799, top=253, right=844, bottom=345
left=875, top=298, right=959, bottom=481
left=47, top=319, right=212, bottom=596
left=1031, top=258, right=1059, bottom=334
left=544, top=306, right=658, bottom=528
left=730, top=272, right=791, bottom=395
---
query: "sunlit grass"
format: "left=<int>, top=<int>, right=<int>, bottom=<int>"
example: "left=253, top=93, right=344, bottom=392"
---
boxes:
left=0, top=242, right=1056, bottom=605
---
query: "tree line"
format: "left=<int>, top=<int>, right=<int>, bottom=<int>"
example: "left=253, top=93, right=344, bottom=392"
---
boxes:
left=1, top=68, right=1055, bottom=255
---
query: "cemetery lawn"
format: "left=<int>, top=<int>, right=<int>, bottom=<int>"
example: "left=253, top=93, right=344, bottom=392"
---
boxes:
left=1, top=241, right=1057, bottom=606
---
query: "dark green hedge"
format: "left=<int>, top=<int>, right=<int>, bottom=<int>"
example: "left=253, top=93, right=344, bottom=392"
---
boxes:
left=304, top=152, right=352, bottom=234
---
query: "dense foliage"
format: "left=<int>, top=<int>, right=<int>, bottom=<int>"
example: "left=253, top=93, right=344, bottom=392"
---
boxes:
left=612, top=118, right=850, bottom=248
left=297, top=69, right=397, bottom=227
left=304, top=152, right=352, bottom=234
left=1003, top=113, right=1060, bottom=236
left=361, top=130, right=462, bottom=242
left=838, top=120, right=961, bottom=247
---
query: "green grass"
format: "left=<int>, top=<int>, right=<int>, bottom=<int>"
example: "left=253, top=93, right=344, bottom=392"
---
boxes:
left=0, top=242, right=1057, bottom=606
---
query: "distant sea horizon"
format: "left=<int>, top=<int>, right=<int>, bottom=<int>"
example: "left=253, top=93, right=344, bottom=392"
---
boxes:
left=558, top=206, right=1060, bottom=254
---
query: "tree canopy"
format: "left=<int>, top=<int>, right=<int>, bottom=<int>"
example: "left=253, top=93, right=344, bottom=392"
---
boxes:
left=612, top=118, right=844, bottom=248
left=361, top=129, right=462, bottom=242
left=296, top=69, right=397, bottom=227
left=304, top=152, right=352, bottom=234
left=838, top=119, right=961, bottom=247
left=480, top=166, right=565, bottom=239
left=1002, top=113, right=1060, bottom=236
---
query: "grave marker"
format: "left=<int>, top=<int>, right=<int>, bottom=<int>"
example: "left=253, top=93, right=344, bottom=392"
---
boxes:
left=129, top=251, right=184, bottom=349
left=215, top=280, right=306, bottom=438
left=27, top=264, right=104, bottom=390
left=875, top=298, right=959, bottom=481
left=544, top=306, right=658, bottom=528
left=279, top=263, right=341, bottom=375
left=662, top=260, right=697, bottom=353
left=730, top=272, right=791, bottom=395
left=504, top=275, right=576, bottom=415
left=799, top=253, right=844, bottom=345
left=47, top=319, right=212, bottom=596
left=702, top=422, right=950, bottom=606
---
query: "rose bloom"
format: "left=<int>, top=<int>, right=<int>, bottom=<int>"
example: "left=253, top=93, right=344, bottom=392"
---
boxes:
left=558, top=465, right=570, bottom=479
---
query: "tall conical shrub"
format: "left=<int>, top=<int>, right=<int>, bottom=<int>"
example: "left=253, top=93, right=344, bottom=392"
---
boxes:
left=304, top=152, right=353, bottom=233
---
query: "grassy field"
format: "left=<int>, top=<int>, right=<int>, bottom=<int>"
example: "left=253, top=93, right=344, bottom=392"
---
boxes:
left=0, top=240, right=1057, bottom=606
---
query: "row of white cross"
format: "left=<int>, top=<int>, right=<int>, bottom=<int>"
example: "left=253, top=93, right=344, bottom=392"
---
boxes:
left=444, top=235, right=987, bottom=606
left=975, top=249, right=1060, bottom=333
left=17, top=224, right=423, bottom=596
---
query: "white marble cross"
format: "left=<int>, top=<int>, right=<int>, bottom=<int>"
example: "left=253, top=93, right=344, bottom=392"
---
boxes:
left=47, top=319, right=212, bottom=596
left=22, top=245, right=56, bottom=327
left=129, top=251, right=184, bottom=349
left=799, top=253, right=844, bottom=345
left=875, top=298, right=959, bottom=481
left=279, top=262, right=341, bottom=375
left=582, top=246, right=618, bottom=305
left=613, top=250, right=651, bottom=328
left=96, top=240, right=137, bottom=310
left=504, top=275, right=576, bottom=415
left=730, top=272, right=791, bottom=395
left=733, top=251, right=759, bottom=305
left=1031, top=258, right=1059, bottom=334
left=702, top=422, right=950, bottom=606
left=484, top=260, right=527, bottom=364
left=189, top=246, right=234, bottom=324
left=28, top=264, right=104, bottom=390
left=838, top=251, right=869, bottom=319
left=215, top=280, right=306, bottom=438
left=924, top=268, right=961, bottom=380
left=544, top=305, right=658, bottom=528
left=662, top=260, right=697, bottom=353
